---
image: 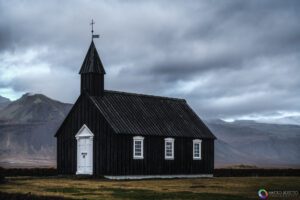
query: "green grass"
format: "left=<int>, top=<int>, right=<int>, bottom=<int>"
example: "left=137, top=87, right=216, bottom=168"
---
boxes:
left=42, top=186, right=254, bottom=200
left=44, top=187, right=83, bottom=194
left=106, top=188, right=253, bottom=200
left=0, top=176, right=299, bottom=200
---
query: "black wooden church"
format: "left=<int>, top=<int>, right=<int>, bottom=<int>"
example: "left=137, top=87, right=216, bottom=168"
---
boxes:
left=55, top=36, right=216, bottom=179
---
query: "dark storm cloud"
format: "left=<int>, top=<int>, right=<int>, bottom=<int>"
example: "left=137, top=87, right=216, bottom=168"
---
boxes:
left=0, top=0, right=300, bottom=120
left=144, top=1, right=300, bottom=80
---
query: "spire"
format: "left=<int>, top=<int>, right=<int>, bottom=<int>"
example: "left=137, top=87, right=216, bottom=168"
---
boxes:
left=79, top=20, right=105, bottom=97
left=79, top=40, right=106, bottom=74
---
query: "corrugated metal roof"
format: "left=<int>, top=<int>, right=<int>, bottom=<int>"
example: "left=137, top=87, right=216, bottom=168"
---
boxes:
left=79, top=41, right=106, bottom=74
left=89, top=90, right=216, bottom=139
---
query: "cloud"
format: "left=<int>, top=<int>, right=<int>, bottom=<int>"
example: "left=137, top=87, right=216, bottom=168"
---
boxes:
left=0, top=0, right=300, bottom=120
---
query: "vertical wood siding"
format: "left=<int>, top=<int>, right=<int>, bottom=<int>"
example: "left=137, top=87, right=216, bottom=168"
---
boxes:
left=81, top=74, right=104, bottom=96
left=105, top=135, right=214, bottom=175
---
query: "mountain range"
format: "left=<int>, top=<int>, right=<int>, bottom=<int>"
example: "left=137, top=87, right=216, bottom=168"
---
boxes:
left=206, top=119, right=300, bottom=168
left=0, top=93, right=72, bottom=168
left=0, top=93, right=299, bottom=168
left=0, top=96, right=11, bottom=110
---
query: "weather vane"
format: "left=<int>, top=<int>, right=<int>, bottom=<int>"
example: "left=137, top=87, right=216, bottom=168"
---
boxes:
left=90, top=19, right=99, bottom=39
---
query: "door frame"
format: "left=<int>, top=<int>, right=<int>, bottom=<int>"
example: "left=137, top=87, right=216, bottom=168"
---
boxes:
left=75, top=124, right=94, bottom=175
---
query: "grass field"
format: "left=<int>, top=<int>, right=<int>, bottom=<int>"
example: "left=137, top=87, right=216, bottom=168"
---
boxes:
left=0, top=176, right=300, bottom=199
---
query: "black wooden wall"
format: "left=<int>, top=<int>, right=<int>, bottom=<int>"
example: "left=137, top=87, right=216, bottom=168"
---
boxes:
left=56, top=94, right=214, bottom=176
left=103, top=135, right=214, bottom=175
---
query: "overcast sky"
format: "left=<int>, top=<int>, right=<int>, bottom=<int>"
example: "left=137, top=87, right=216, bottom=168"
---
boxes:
left=0, top=0, right=300, bottom=121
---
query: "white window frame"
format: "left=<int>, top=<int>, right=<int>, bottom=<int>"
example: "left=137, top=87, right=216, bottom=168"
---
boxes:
left=133, top=136, right=144, bottom=159
left=193, top=139, right=202, bottom=160
left=164, top=138, right=174, bottom=160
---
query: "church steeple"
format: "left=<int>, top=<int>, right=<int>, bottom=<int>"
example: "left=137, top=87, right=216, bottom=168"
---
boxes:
left=79, top=40, right=105, bottom=74
left=79, top=22, right=106, bottom=97
left=79, top=20, right=105, bottom=96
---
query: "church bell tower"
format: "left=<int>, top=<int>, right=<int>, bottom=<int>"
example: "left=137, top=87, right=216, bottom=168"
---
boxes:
left=79, top=20, right=105, bottom=96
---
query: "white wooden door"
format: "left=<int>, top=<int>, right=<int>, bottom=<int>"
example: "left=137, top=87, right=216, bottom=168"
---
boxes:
left=75, top=124, right=94, bottom=175
left=77, top=136, right=93, bottom=175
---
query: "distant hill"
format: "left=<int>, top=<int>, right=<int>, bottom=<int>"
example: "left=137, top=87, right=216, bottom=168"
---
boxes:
left=0, top=93, right=299, bottom=168
left=0, top=95, right=11, bottom=110
left=0, top=93, right=72, bottom=168
left=0, top=93, right=72, bottom=123
left=206, top=119, right=300, bottom=168
left=259, top=116, right=300, bottom=126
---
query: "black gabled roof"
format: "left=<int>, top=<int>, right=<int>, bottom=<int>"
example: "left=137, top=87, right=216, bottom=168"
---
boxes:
left=89, top=90, right=216, bottom=139
left=79, top=40, right=106, bottom=74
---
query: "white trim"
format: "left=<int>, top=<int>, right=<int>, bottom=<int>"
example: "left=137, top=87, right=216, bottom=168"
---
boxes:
left=193, top=139, right=202, bottom=160
left=104, top=174, right=213, bottom=180
left=133, top=136, right=144, bottom=159
left=164, top=138, right=174, bottom=160
left=75, top=124, right=94, bottom=139
left=133, top=136, right=144, bottom=140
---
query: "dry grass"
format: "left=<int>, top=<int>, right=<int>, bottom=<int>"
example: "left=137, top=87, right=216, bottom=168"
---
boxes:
left=0, top=176, right=299, bottom=199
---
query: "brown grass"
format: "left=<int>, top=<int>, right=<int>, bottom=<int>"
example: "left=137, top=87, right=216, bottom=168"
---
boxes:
left=0, top=176, right=299, bottom=199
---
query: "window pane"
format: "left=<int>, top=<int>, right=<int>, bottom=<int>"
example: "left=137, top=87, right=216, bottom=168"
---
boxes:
left=194, top=142, right=201, bottom=158
left=165, top=141, right=173, bottom=158
left=134, top=140, right=142, bottom=157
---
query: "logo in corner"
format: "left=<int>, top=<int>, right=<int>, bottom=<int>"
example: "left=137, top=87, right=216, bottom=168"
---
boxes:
left=258, top=189, right=269, bottom=199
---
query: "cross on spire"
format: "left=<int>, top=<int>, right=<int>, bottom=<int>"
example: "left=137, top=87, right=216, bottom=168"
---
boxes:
left=90, top=19, right=99, bottom=40
left=90, top=19, right=95, bottom=34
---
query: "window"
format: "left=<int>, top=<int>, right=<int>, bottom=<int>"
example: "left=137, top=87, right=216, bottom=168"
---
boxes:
left=164, top=138, right=174, bottom=160
left=193, top=139, right=202, bottom=160
left=133, top=136, right=144, bottom=159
